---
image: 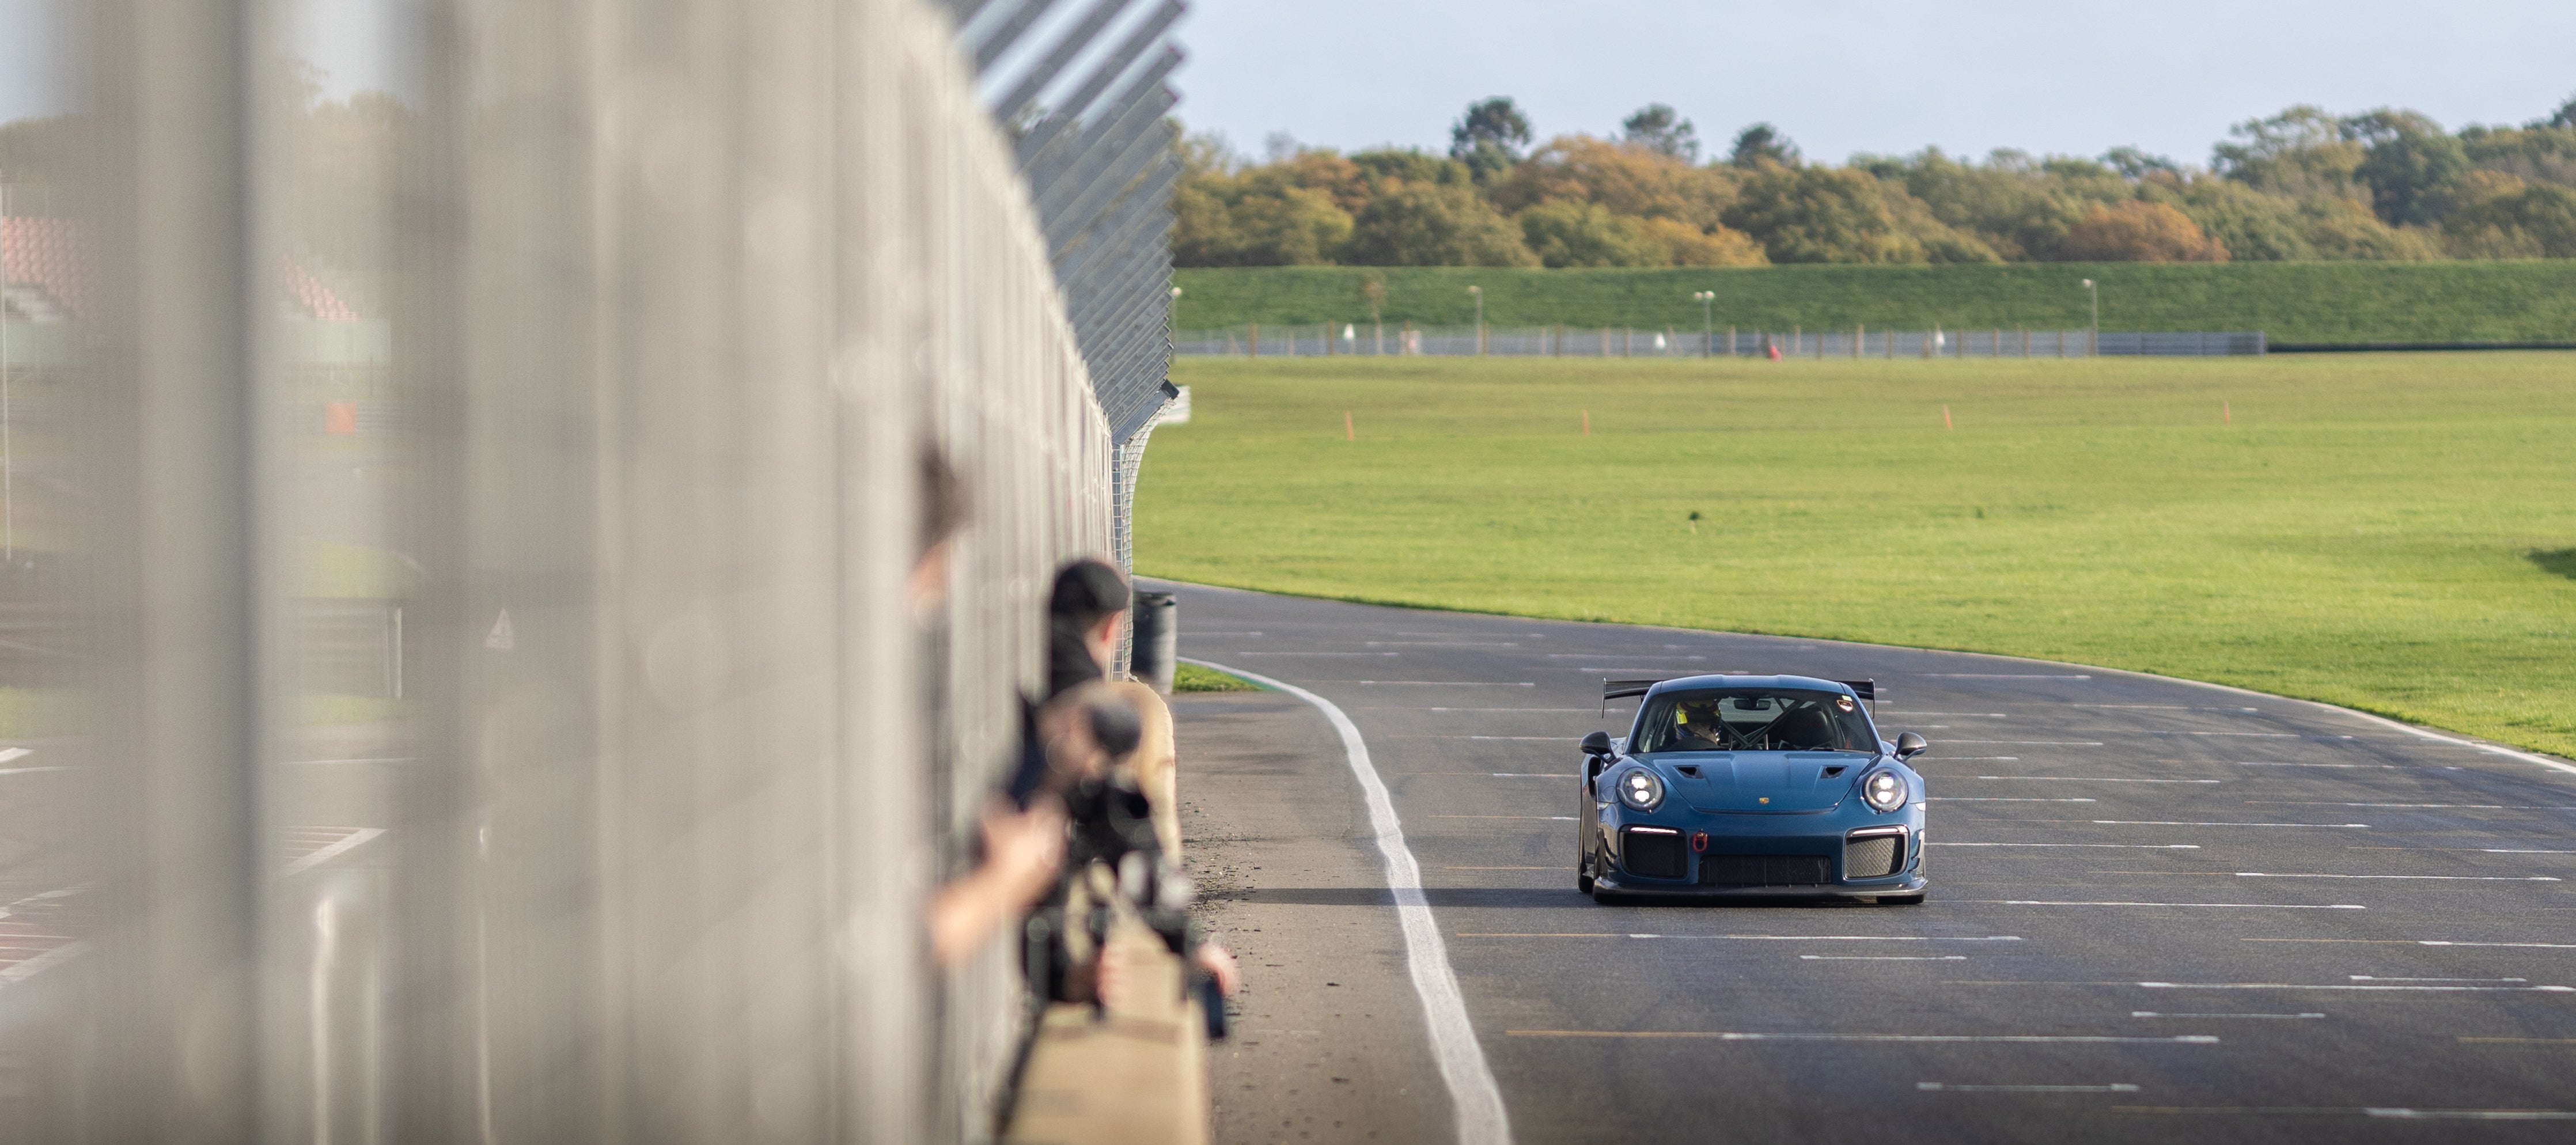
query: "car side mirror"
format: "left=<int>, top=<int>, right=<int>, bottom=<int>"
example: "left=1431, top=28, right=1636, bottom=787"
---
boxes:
left=1580, top=731, right=1614, bottom=757
left=1895, top=731, right=1928, bottom=761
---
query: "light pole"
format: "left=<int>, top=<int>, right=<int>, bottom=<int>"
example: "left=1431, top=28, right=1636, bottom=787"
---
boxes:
left=1468, top=285, right=1483, bottom=355
left=1694, top=290, right=1715, bottom=357
left=2080, top=278, right=2098, bottom=357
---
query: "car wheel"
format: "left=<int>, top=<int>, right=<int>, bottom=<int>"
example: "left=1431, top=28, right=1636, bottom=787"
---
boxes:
left=1577, top=837, right=1596, bottom=893
left=1879, top=893, right=1926, bottom=906
left=1588, top=861, right=1624, bottom=905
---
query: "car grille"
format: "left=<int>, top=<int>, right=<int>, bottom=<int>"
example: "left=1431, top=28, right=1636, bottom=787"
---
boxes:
left=1845, top=835, right=1902, bottom=879
left=1621, top=828, right=1688, bottom=879
left=1698, top=855, right=1831, bottom=886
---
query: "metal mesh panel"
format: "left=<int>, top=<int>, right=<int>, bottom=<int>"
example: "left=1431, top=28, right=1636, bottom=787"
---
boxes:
left=1845, top=835, right=1901, bottom=879
left=1620, top=829, right=1688, bottom=880
left=1699, top=855, right=1833, bottom=886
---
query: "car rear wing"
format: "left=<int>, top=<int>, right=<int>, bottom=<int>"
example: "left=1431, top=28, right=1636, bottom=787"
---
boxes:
left=1600, top=677, right=1878, bottom=712
left=1602, top=678, right=1665, bottom=715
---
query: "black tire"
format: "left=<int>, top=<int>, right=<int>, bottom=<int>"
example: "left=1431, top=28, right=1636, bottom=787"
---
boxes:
left=1879, top=893, right=1926, bottom=906
left=1588, top=860, right=1624, bottom=905
left=1577, top=836, right=1596, bottom=893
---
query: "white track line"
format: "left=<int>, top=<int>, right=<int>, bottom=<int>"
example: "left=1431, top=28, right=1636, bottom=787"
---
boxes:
left=2236, top=761, right=2457, bottom=770
left=0, top=748, right=31, bottom=765
left=1930, top=843, right=2198, bottom=849
left=1972, top=901, right=2365, bottom=910
left=1312, top=681, right=1535, bottom=687
left=1945, top=740, right=2103, bottom=746
left=2140, top=981, right=2574, bottom=993
left=1507, top=1031, right=2215, bottom=1044
left=1391, top=707, right=1592, bottom=712
left=1192, top=659, right=1510, bottom=1145
left=2251, top=802, right=2576, bottom=810
left=1920, top=1082, right=2139, bottom=1092
left=1974, top=777, right=2217, bottom=784
left=2352, top=976, right=2524, bottom=983
left=1927, top=798, right=2098, bottom=803
left=2323, top=706, right=2576, bottom=779
left=2247, top=939, right=2576, bottom=950
left=2230, top=873, right=2558, bottom=882
left=2132, top=1011, right=2323, bottom=1019
left=2363, top=1109, right=2576, bottom=1121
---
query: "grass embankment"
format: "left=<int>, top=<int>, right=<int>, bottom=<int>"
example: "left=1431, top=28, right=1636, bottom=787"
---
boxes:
left=1173, top=663, right=1259, bottom=692
left=1172, top=263, right=2576, bottom=344
left=1134, top=354, right=2576, bottom=759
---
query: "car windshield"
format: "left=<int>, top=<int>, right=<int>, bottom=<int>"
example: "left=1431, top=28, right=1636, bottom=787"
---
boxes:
left=1632, top=688, right=1878, bottom=753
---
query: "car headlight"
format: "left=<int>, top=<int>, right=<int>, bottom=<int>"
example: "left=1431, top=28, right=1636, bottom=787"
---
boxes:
left=1616, top=768, right=1665, bottom=812
left=1861, top=768, right=1907, bottom=813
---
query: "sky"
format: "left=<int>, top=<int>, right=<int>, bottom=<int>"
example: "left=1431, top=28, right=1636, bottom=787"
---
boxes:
left=1173, top=0, right=2576, bottom=167
left=5, top=0, right=2572, bottom=172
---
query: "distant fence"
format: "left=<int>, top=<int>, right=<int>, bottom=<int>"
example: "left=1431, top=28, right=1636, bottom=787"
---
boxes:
left=1177, top=325, right=2268, bottom=358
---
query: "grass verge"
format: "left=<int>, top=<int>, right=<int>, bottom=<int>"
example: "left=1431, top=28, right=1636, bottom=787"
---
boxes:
left=1173, top=663, right=1260, bottom=693
left=1135, top=353, right=2576, bottom=759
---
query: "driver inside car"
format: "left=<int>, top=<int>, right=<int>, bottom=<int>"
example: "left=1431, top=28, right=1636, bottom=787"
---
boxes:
left=1673, top=700, right=1733, bottom=749
left=1670, top=696, right=1846, bottom=752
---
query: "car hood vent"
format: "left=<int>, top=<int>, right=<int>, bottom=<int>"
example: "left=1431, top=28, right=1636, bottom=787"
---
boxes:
left=1648, top=752, right=1859, bottom=813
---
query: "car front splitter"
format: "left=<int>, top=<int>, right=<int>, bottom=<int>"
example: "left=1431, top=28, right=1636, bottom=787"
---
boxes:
left=1591, top=874, right=1927, bottom=901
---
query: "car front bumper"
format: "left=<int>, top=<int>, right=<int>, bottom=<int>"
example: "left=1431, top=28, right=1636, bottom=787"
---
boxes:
left=1590, top=871, right=1927, bottom=900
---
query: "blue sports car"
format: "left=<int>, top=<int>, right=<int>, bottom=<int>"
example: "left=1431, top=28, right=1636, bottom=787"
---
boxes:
left=1576, top=675, right=1929, bottom=904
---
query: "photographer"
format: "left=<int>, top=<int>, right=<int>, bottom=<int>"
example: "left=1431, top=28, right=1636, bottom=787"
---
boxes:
left=1024, top=560, right=1239, bottom=1011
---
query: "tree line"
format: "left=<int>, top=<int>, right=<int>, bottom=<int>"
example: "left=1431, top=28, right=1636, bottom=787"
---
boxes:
left=1175, top=96, right=2576, bottom=268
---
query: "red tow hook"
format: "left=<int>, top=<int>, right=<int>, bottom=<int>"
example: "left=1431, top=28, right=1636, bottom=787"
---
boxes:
left=1691, top=832, right=1709, bottom=853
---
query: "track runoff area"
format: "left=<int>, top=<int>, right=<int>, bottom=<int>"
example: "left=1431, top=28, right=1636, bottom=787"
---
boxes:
left=1160, top=580, right=2576, bottom=1144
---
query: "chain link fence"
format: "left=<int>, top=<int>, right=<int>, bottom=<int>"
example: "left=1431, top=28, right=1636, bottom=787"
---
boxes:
left=4, top=0, right=1173, bottom=1141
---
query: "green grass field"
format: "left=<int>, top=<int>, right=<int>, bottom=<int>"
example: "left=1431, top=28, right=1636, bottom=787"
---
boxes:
left=1171, top=263, right=2576, bottom=344
left=1134, top=352, right=2576, bottom=759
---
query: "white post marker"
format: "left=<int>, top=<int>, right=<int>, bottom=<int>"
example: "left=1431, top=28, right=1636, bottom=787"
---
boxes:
left=1191, top=659, right=1513, bottom=1145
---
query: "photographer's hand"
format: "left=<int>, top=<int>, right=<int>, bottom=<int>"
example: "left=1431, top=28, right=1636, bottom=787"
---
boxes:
left=1193, top=940, right=1241, bottom=998
left=927, top=797, right=1067, bottom=970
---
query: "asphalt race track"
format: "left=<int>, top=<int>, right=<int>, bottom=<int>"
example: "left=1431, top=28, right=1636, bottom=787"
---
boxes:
left=1157, top=580, right=2576, bottom=1145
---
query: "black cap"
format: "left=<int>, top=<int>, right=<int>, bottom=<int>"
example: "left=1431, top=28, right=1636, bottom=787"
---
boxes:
left=1049, top=558, right=1129, bottom=625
